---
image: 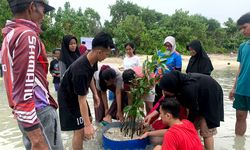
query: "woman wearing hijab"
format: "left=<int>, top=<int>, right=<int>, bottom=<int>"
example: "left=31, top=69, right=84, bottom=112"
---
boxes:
left=154, top=36, right=182, bottom=105
left=186, top=40, right=214, bottom=75
left=59, top=35, right=80, bottom=79
left=159, top=71, right=224, bottom=150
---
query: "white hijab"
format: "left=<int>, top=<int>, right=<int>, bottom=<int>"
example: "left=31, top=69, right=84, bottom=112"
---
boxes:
left=163, top=36, right=176, bottom=52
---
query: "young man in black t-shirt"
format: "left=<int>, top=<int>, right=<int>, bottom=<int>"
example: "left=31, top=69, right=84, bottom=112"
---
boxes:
left=58, top=32, right=114, bottom=150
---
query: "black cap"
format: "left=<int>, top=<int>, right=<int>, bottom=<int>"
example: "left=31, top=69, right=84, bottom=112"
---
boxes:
left=8, top=0, right=55, bottom=13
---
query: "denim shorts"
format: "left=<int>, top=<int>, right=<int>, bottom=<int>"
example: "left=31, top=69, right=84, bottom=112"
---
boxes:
left=233, top=94, right=250, bottom=111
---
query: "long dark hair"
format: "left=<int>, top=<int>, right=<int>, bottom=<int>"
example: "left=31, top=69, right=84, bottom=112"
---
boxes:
left=99, top=65, right=116, bottom=91
left=59, top=35, right=80, bottom=68
left=124, top=42, right=136, bottom=55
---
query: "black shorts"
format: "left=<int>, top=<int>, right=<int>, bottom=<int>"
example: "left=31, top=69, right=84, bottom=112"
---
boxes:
left=59, top=102, right=92, bottom=131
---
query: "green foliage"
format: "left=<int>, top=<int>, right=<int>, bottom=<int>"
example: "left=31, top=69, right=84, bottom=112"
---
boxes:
left=0, top=0, right=12, bottom=43
left=0, top=0, right=245, bottom=54
left=113, top=15, right=147, bottom=55
left=123, top=52, right=169, bottom=120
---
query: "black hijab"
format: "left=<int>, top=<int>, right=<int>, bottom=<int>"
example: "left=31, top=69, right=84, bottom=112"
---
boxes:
left=59, top=35, right=80, bottom=69
left=186, top=40, right=213, bottom=75
left=159, top=71, right=224, bottom=129
left=159, top=71, right=189, bottom=94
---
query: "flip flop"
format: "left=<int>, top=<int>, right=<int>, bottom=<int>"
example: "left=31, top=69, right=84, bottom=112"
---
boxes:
left=100, top=120, right=110, bottom=126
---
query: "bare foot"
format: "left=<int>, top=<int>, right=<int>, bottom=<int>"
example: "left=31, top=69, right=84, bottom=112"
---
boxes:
left=103, top=115, right=112, bottom=123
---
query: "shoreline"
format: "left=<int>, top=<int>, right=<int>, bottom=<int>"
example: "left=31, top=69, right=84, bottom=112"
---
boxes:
left=100, top=54, right=239, bottom=71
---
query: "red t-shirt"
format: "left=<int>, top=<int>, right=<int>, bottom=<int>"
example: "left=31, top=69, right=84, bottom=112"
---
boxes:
left=161, top=120, right=203, bottom=150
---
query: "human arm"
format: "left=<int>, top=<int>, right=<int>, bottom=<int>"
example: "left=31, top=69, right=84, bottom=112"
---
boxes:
left=126, top=91, right=133, bottom=105
left=10, top=32, right=48, bottom=147
left=139, top=129, right=167, bottom=139
left=59, top=61, right=67, bottom=80
left=153, top=145, right=162, bottom=150
left=144, top=110, right=159, bottom=125
left=49, top=60, right=54, bottom=75
left=115, top=87, right=124, bottom=121
left=90, top=77, right=100, bottom=107
left=136, top=56, right=140, bottom=66
left=229, top=65, right=241, bottom=100
left=174, top=53, right=182, bottom=71
left=78, top=95, right=94, bottom=139
left=101, top=91, right=109, bottom=115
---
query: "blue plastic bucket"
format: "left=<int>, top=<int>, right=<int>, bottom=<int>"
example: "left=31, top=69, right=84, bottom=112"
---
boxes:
left=102, top=122, right=150, bottom=150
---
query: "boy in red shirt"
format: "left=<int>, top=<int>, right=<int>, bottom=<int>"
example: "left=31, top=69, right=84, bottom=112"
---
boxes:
left=140, top=98, right=203, bottom=150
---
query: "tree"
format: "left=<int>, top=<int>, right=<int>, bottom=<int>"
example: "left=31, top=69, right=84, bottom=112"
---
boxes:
left=109, top=0, right=141, bottom=27
left=0, top=0, right=12, bottom=43
left=223, top=18, right=244, bottom=52
left=84, top=8, right=102, bottom=36
left=113, top=15, right=146, bottom=54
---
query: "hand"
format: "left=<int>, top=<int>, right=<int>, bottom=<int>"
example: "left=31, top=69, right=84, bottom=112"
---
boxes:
left=144, top=114, right=152, bottom=125
left=84, top=124, right=94, bottom=140
left=93, top=94, right=100, bottom=108
left=27, top=128, right=48, bottom=150
left=229, top=89, right=235, bottom=101
left=138, top=132, right=149, bottom=139
left=116, top=111, right=124, bottom=122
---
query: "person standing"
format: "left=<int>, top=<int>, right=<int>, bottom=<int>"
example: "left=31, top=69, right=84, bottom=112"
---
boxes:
left=229, top=12, right=250, bottom=136
left=1, top=0, right=63, bottom=149
left=186, top=40, right=214, bottom=75
left=59, top=35, right=80, bottom=79
left=49, top=48, right=61, bottom=92
left=123, top=42, right=140, bottom=70
left=58, top=32, right=114, bottom=150
left=154, top=36, right=182, bottom=105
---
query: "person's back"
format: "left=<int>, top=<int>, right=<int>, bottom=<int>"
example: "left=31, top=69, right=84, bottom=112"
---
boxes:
left=162, top=120, right=203, bottom=150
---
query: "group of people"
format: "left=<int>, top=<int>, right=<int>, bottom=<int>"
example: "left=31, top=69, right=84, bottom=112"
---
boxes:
left=1, top=0, right=250, bottom=150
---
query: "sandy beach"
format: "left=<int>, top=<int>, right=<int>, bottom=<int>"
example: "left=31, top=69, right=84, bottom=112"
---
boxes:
left=100, top=53, right=239, bottom=71
left=1, top=53, right=249, bottom=150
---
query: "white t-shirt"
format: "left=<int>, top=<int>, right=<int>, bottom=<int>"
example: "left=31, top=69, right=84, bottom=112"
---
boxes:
left=123, top=55, right=140, bottom=70
left=94, top=66, right=123, bottom=91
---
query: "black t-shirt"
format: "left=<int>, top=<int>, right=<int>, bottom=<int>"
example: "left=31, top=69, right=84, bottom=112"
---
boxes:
left=49, top=59, right=60, bottom=83
left=58, top=55, right=98, bottom=113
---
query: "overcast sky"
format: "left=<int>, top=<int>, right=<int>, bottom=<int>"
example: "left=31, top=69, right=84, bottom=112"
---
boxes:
left=49, top=0, right=250, bottom=25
